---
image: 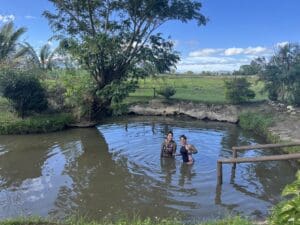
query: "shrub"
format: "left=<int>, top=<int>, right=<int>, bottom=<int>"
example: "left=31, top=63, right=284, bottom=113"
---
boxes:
left=157, top=86, right=176, bottom=99
left=0, top=69, right=48, bottom=117
left=291, top=84, right=300, bottom=106
left=224, top=77, right=255, bottom=104
left=268, top=171, right=300, bottom=225
left=239, top=112, right=273, bottom=136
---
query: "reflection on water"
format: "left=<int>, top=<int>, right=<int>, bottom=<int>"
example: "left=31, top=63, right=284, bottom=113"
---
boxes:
left=0, top=116, right=298, bottom=221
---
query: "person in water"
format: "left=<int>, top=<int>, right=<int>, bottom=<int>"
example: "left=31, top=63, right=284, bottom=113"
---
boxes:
left=161, top=131, right=177, bottom=158
left=179, top=134, right=197, bottom=164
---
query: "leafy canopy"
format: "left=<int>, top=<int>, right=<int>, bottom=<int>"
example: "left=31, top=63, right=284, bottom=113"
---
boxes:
left=269, top=171, right=300, bottom=225
left=0, top=69, right=48, bottom=118
left=0, top=21, right=27, bottom=65
left=259, top=43, right=300, bottom=105
left=43, top=0, right=207, bottom=112
left=224, top=77, right=255, bottom=104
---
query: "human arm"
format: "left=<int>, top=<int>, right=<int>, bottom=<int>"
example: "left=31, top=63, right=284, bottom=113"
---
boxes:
left=172, top=142, right=177, bottom=156
left=160, top=140, right=166, bottom=157
left=187, top=144, right=198, bottom=154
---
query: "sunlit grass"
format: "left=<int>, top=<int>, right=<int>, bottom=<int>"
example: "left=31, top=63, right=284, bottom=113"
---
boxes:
left=128, top=75, right=267, bottom=104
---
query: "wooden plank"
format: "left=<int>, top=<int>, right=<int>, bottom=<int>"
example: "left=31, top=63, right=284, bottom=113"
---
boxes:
left=218, top=153, right=300, bottom=164
left=232, top=142, right=300, bottom=151
left=232, top=149, right=237, bottom=168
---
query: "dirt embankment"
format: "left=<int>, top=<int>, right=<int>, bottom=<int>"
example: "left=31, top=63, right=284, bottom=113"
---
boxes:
left=240, top=102, right=300, bottom=142
left=129, top=99, right=300, bottom=142
left=129, top=99, right=239, bottom=123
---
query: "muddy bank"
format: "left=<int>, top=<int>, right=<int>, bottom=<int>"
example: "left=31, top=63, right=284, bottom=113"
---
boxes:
left=128, top=100, right=239, bottom=123
left=129, top=100, right=300, bottom=143
left=237, top=101, right=300, bottom=142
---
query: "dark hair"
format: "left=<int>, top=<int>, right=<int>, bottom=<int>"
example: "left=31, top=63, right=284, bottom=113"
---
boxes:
left=167, top=131, right=173, bottom=136
left=180, top=134, right=187, bottom=140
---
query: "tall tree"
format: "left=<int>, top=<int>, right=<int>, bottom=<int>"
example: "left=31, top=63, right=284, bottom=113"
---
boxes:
left=238, top=57, right=266, bottom=75
left=19, top=42, right=59, bottom=70
left=0, top=21, right=27, bottom=65
left=44, top=0, right=207, bottom=117
left=259, top=43, right=300, bottom=105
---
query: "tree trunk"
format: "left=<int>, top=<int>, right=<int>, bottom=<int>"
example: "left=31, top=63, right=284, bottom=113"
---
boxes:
left=90, top=94, right=112, bottom=120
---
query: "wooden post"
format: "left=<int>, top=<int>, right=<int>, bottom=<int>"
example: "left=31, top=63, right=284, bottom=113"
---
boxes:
left=232, top=148, right=237, bottom=169
left=217, top=161, right=223, bottom=185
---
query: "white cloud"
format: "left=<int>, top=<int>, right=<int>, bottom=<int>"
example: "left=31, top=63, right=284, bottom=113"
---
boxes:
left=224, top=47, right=244, bottom=56
left=25, top=15, right=37, bottom=20
left=224, top=46, right=268, bottom=56
left=178, top=56, right=250, bottom=72
left=0, top=14, right=15, bottom=23
left=182, top=56, right=238, bottom=65
left=189, top=48, right=224, bottom=57
left=276, top=41, right=289, bottom=48
left=177, top=62, right=241, bottom=72
left=176, top=45, right=273, bottom=72
left=244, top=46, right=268, bottom=55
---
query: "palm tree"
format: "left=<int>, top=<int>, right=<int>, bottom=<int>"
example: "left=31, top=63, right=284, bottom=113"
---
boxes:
left=0, top=21, right=27, bottom=64
left=19, top=42, right=58, bottom=70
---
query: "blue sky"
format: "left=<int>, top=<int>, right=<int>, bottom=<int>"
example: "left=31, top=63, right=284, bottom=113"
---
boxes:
left=1, top=0, right=300, bottom=72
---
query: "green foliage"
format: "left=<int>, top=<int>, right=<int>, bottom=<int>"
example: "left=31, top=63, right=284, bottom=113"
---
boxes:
left=239, top=112, right=273, bottom=136
left=43, top=0, right=207, bottom=116
left=18, top=42, right=61, bottom=70
left=268, top=171, right=300, bottom=225
left=201, top=216, right=253, bottom=225
left=0, top=216, right=253, bottom=225
left=0, top=21, right=27, bottom=65
left=156, top=86, right=176, bottom=99
left=43, top=69, right=97, bottom=120
left=0, top=68, right=48, bottom=117
left=97, top=79, right=138, bottom=116
left=127, top=75, right=266, bottom=104
left=224, top=77, right=255, bottom=104
left=237, top=57, right=266, bottom=76
left=259, top=43, right=300, bottom=105
left=0, top=113, right=73, bottom=134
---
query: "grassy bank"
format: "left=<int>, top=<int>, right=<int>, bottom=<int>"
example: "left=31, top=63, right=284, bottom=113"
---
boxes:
left=0, top=216, right=255, bottom=225
left=238, top=111, right=300, bottom=154
left=126, top=75, right=267, bottom=104
left=0, top=112, right=74, bottom=135
left=0, top=96, right=74, bottom=134
left=238, top=111, right=274, bottom=138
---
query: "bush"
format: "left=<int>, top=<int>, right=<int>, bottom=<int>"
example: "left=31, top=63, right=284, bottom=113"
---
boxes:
left=268, top=171, right=300, bottom=225
left=0, top=69, right=48, bottom=117
left=157, top=86, right=176, bottom=99
left=291, top=84, right=300, bottom=106
left=224, top=77, right=255, bottom=104
left=239, top=111, right=273, bottom=136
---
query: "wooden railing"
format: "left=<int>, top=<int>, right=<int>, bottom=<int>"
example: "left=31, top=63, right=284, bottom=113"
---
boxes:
left=217, top=142, right=300, bottom=185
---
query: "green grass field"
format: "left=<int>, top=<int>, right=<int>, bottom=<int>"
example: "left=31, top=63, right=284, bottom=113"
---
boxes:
left=0, top=96, right=19, bottom=123
left=126, top=75, right=267, bottom=104
left=0, top=75, right=268, bottom=127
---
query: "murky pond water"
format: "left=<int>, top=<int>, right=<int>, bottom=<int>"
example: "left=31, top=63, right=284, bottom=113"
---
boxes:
left=0, top=116, right=298, bottom=222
